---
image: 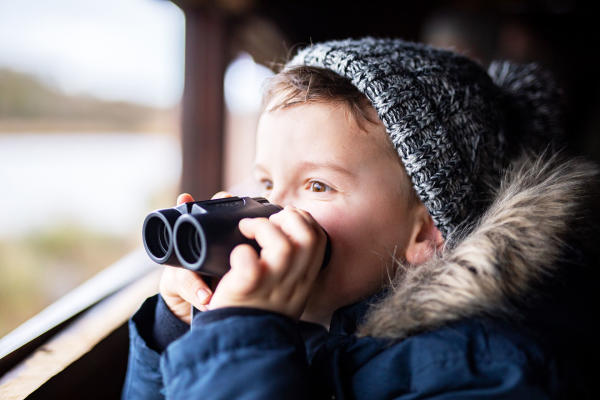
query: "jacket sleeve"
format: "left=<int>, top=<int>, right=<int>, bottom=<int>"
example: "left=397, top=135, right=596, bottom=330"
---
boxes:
left=121, top=296, right=168, bottom=400
left=159, top=307, right=316, bottom=400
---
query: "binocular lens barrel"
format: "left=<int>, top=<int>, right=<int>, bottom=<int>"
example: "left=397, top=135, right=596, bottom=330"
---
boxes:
left=144, top=214, right=173, bottom=262
left=174, top=218, right=206, bottom=267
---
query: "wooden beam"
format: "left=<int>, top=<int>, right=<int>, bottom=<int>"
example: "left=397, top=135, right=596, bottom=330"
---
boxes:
left=179, top=7, right=228, bottom=199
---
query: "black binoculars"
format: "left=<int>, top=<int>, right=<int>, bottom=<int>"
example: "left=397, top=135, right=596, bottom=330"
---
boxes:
left=142, top=196, right=330, bottom=277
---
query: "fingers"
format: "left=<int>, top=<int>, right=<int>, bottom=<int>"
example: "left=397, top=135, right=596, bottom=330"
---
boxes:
left=238, top=207, right=325, bottom=291
left=206, top=206, right=326, bottom=318
left=224, top=244, right=263, bottom=295
left=176, top=269, right=212, bottom=310
left=289, top=207, right=328, bottom=277
left=207, top=244, right=263, bottom=310
left=159, top=266, right=213, bottom=322
left=177, top=193, right=195, bottom=205
left=239, top=217, right=294, bottom=277
left=211, top=191, right=233, bottom=200
left=177, top=191, right=232, bottom=206
left=269, top=207, right=326, bottom=288
left=229, top=244, right=263, bottom=288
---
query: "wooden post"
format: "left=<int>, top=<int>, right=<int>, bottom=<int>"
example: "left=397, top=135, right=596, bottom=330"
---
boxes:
left=179, top=6, right=228, bottom=199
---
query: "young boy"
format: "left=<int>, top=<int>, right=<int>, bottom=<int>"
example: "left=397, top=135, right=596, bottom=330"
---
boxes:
left=123, top=37, right=596, bottom=399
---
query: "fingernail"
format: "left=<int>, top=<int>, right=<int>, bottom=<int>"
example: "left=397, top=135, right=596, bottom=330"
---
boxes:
left=197, top=288, right=211, bottom=303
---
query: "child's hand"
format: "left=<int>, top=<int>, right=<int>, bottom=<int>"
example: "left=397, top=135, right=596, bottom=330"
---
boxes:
left=158, top=191, right=231, bottom=324
left=208, top=205, right=327, bottom=320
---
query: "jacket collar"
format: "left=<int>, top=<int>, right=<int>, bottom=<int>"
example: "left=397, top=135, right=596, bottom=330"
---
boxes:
left=328, top=289, right=389, bottom=336
left=356, top=153, right=597, bottom=339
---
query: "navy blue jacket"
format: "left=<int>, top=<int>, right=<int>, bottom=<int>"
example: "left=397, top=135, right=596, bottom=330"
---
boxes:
left=122, top=157, right=597, bottom=399
left=122, top=292, right=570, bottom=399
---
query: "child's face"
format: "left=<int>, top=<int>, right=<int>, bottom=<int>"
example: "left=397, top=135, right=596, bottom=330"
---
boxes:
left=254, top=102, right=420, bottom=325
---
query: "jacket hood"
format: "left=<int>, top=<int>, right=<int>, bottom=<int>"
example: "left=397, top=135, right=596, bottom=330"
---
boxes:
left=358, top=152, right=598, bottom=339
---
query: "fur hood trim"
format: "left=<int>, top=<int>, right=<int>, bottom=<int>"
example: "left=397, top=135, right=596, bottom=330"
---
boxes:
left=358, top=153, right=598, bottom=339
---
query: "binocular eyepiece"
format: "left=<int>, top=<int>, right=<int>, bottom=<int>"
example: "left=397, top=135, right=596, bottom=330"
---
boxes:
left=142, top=196, right=330, bottom=277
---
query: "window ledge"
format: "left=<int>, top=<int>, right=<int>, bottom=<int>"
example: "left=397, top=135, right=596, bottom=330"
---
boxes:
left=0, top=248, right=161, bottom=398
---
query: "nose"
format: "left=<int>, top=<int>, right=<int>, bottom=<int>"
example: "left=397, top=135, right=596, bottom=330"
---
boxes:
left=267, top=189, right=292, bottom=208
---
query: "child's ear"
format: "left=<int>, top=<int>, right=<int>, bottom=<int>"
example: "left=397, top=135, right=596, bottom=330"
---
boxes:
left=404, top=205, right=444, bottom=265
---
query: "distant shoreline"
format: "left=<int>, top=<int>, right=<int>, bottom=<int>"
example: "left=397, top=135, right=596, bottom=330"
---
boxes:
left=0, top=118, right=179, bottom=134
left=0, top=68, right=180, bottom=135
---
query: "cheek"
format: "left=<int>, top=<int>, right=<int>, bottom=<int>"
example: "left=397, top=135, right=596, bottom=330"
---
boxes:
left=303, top=205, right=348, bottom=246
left=309, top=205, right=392, bottom=272
left=309, top=200, right=414, bottom=273
left=302, top=199, right=415, bottom=310
left=309, top=205, right=398, bottom=305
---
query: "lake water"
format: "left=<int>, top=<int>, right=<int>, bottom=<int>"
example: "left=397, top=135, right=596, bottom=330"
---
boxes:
left=0, top=133, right=181, bottom=238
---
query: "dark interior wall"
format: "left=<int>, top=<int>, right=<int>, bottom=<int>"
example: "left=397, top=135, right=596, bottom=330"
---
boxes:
left=255, top=0, right=432, bottom=44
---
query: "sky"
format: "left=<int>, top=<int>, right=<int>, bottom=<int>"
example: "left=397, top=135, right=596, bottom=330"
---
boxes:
left=0, top=0, right=185, bottom=108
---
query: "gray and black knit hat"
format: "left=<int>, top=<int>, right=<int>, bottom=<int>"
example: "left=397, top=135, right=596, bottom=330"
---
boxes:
left=286, top=37, right=563, bottom=241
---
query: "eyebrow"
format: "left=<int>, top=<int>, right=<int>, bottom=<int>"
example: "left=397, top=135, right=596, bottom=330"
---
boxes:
left=253, top=161, right=355, bottom=177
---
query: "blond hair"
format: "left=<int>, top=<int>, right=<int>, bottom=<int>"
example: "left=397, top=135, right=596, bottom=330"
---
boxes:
left=262, top=65, right=378, bottom=131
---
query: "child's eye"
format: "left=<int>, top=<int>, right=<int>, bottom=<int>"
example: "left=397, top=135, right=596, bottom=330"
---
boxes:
left=309, top=180, right=331, bottom=193
left=261, top=179, right=273, bottom=191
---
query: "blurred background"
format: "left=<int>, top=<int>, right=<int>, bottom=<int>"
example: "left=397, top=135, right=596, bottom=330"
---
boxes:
left=1, top=0, right=598, bottom=338
left=0, top=0, right=185, bottom=336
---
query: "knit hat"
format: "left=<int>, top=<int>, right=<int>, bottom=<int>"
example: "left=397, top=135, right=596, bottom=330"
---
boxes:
left=286, top=37, right=563, bottom=242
